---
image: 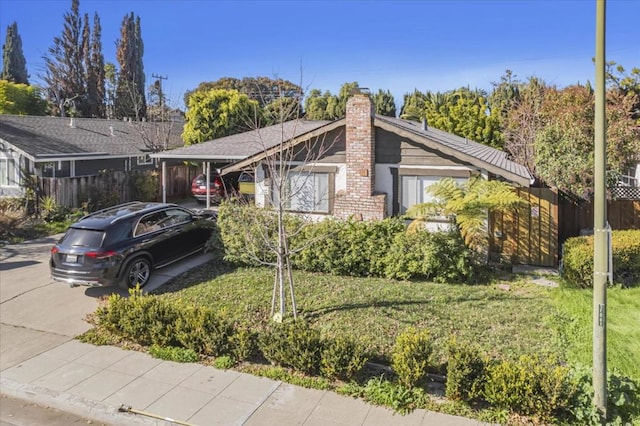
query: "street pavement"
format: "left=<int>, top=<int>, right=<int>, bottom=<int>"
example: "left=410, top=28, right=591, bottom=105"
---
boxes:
left=0, top=235, right=484, bottom=425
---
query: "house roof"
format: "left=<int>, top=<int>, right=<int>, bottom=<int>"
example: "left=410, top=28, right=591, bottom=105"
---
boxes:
left=0, top=114, right=184, bottom=162
left=216, top=115, right=532, bottom=186
left=151, top=119, right=331, bottom=162
left=375, top=116, right=533, bottom=186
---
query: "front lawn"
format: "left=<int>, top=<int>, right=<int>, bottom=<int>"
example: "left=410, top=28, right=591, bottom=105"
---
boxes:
left=550, top=287, right=640, bottom=380
left=153, top=265, right=564, bottom=366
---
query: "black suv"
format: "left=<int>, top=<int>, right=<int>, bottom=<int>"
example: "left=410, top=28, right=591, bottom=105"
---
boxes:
left=50, top=202, right=216, bottom=289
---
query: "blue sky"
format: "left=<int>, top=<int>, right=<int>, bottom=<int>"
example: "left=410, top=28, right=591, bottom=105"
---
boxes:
left=1, top=0, right=638, bottom=110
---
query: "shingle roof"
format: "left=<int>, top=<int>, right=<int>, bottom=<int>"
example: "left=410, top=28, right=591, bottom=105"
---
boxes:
left=152, top=119, right=331, bottom=161
left=375, top=116, right=533, bottom=185
left=0, top=114, right=184, bottom=160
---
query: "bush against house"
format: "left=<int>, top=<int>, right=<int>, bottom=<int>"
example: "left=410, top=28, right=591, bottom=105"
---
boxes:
left=215, top=202, right=477, bottom=283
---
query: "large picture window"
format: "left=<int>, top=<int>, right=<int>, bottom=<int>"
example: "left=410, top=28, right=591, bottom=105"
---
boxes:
left=400, top=175, right=467, bottom=213
left=273, top=171, right=331, bottom=213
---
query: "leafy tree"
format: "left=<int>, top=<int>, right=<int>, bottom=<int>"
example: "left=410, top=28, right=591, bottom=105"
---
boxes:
left=42, top=0, right=86, bottom=117
left=1, top=22, right=28, bottom=84
left=334, top=81, right=360, bottom=118
left=185, top=76, right=303, bottom=122
left=534, top=84, right=640, bottom=198
left=373, top=89, right=396, bottom=117
left=303, top=89, right=333, bottom=120
left=84, top=13, right=105, bottom=117
left=0, top=80, right=48, bottom=115
left=115, top=12, right=146, bottom=120
left=502, top=77, right=547, bottom=174
left=302, top=82, right=363, bottom=120
left=182, top=89, right=259, bottom=145
left=399, top=89, right=427, bottom=121
left=424, top=87, right=504, bottom=148
left=406, top=177, right=524, bottom=253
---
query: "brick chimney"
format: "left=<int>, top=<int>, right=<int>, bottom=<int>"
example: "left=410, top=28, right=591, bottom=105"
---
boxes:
left=334, top=92, right=387, bottom=221
left=345, top=93, right=375, bottom=197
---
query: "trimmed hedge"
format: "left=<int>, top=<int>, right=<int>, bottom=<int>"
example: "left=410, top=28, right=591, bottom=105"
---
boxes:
left=561, top=230, right=640, bottom=288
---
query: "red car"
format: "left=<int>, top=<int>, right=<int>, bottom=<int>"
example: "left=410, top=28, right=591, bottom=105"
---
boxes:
left=191, top=172, right=239, bottom=204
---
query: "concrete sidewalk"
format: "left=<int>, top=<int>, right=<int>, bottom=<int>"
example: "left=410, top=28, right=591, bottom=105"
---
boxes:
left=1, top=338, right=482, bottom=426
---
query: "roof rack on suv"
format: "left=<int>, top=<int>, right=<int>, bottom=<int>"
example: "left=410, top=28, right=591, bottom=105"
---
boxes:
left=81, top=201, right=144, bottom=220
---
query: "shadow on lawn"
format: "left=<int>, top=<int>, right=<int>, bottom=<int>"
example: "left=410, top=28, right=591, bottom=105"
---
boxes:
left=149, top=262, right=236, bottom=295
left=302, top=291, right=523, bottom=320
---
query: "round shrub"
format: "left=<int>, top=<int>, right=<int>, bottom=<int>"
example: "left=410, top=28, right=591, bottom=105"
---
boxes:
left=445, top=337, right=486, bottom=402
left=259, top=320, right=323, bottom=375
left=561, top=230, right=640, bottom=288
left=391, top=327, right=433, bottom=388
left=320, top=335, right=371, bottom=381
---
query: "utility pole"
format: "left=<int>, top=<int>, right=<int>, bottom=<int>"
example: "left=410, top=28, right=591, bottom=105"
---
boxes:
left=152, top=73, right=168, bottom=121
left=593, top=0, right=608, bottom=422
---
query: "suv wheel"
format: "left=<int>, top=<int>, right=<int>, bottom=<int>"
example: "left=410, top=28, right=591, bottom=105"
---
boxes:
left=121, top=257, right=151, bottom=289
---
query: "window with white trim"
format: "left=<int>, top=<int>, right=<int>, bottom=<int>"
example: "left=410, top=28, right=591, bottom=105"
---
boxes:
left=0, top=153, right=19, bottom=187
left=274, top=171, right=331, bottom=213
left=400, top=175, right=467, bottom=214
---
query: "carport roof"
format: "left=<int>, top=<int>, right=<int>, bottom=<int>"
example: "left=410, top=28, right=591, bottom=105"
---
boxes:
left=151, top=119, right=330, bottom=161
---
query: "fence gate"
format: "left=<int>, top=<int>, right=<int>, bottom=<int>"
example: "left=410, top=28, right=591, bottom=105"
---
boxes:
left=490, top=188, right=559, bottom=267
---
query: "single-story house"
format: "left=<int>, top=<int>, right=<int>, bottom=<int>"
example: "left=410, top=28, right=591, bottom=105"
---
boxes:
left=0, top=114, right=184, bottom=198
left=154, top=92, right=563, bottom=266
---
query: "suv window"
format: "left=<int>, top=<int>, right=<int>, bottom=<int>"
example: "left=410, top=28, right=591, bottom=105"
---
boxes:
left=135, top=211, right=167, bottom=236
left=60, top=228, right=105, bottom=248
left=164, top=208, right=191, bottom=226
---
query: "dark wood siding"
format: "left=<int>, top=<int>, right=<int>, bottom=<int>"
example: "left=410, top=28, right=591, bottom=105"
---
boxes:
left=375, top=128, right=469, bottom=167
left=292, top=127, right=346, bottom=163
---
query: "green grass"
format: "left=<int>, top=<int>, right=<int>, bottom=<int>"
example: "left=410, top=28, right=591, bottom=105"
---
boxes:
left=550, top=286, right=640, bottom=380
left=154, top=265, right=563, bottom=366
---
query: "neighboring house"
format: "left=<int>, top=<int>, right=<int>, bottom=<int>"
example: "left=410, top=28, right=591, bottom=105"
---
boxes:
left=0, top=114, right=184, bottom=198
left=154, top=93, right=562, bottom=266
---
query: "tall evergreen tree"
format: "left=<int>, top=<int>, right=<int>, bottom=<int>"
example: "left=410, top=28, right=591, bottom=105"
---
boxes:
left=373, top=89, right=396, bottom=117
left=115, top=12, right=146, bottom=120
left=1, top=22, right=29, bottom=84
left=43, top=0, right=86, bottom=116
left=85, top=13, right=105, bottom=117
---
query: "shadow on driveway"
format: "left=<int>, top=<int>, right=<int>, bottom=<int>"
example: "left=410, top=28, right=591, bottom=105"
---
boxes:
left=0, top=260, right=41, bottom=271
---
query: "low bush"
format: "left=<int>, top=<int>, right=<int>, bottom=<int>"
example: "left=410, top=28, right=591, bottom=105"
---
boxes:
left=93, top=288, right=232, bottom=355
left=391, top=327, right=433, bottom=388
left=259, top=320, right=323, bottom=375
left=483, top=355, right=575, bottom=421
left=228, top=324, right=258, bottom=362
left=561, top=230, right=640, bottom=288
left=173, top=306, right=233, bottom=356
left=383, top=229, right=475, bottom=282
left=445, top=337, right=486, bottom=402
left=320, top=335, right=370, bottom=381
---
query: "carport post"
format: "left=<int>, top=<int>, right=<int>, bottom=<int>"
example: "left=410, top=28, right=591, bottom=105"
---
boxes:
left=161, top=161, right=167, bottom=203
left=206, top=161, right=211, bottom=209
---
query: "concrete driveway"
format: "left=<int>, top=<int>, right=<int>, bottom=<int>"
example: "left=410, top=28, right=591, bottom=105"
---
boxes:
left=0, top=234, right=212, bottom=371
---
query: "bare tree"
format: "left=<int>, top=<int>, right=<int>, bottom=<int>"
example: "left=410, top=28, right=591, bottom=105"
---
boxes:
left=221, top=77, right=341, bottom=321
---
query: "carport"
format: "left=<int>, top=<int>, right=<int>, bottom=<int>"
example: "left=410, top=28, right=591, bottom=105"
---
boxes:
left=150, top=120, right=330, bottom=208
left=152, top=149, right=245, bottom=209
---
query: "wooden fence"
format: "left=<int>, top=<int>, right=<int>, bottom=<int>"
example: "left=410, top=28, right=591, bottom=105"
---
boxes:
left=39, top=165, right=199, bottom=208
left=490, top=188, right=559, bottom=267
left=559, top=198, right=640, bottom=243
